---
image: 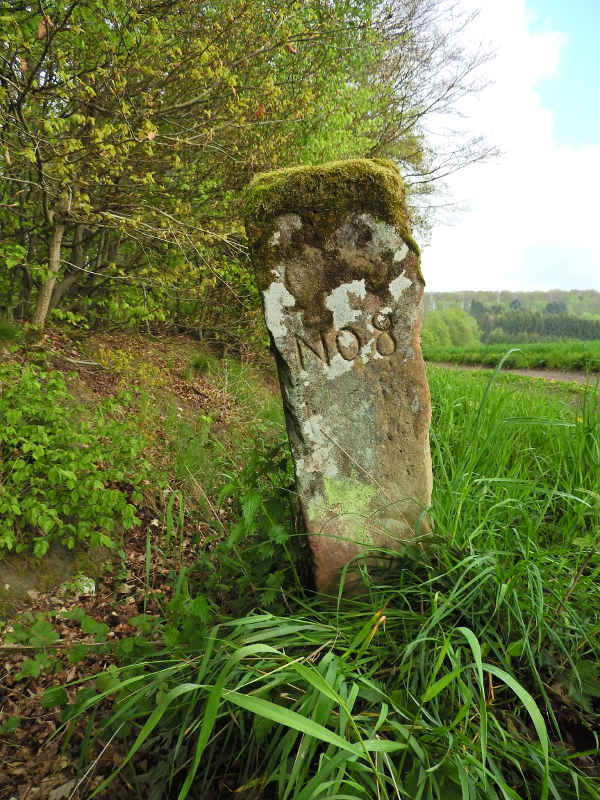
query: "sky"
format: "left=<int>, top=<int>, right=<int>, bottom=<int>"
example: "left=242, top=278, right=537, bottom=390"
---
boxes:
left=423, top=0, right=600, bottom=292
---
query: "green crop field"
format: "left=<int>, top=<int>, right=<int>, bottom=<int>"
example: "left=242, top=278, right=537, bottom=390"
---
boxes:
left=424, top=339, right=600, bottom=372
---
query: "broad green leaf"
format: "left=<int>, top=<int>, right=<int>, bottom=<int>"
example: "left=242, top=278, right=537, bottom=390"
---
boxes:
left=224, top=691, right=364, bottom=757
left=0, top=716, right=21, bottom=734
left=41, top=686, right=69, bottom=708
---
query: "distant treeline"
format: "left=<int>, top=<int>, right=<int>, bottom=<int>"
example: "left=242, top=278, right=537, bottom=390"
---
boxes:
left=472, top=306, right=600, bottom=343
left=422, top=291, right=600, bottom=345
left=424, top=289, right=600, bottom=317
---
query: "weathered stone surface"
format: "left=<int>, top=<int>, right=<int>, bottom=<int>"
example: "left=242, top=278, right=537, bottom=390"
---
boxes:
left=245, top=159, right=432, bottom=590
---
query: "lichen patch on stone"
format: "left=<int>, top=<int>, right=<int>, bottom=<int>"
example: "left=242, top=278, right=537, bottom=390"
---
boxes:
left=410, top=391, right=422, bottom=414
left=302, top=414, right=326, bottom=448
left=262, top=274, right=295, bottom=339
left=326, top=352, right=354, bottom=379
left=297, top=415, right=339, bottom=484
left=393, top=243, right=409, bottom=263
left=272, top=213, right=302, bottom=249
left=389, top=273, right=412, bottom=300
left=325, top=279, right=366, bottom=329
left=324, top=476, right=378, bottom=515
left=355, top=214, right=407, bottom=260
left=337, top=329, right=358, bottom=350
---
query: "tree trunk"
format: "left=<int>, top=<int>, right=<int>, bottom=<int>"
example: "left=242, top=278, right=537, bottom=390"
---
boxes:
left=50, top=272, right=80, bottom=311
left=32, top=219, right=65, bottom=328
left=49, top=224, right=86, bottom=311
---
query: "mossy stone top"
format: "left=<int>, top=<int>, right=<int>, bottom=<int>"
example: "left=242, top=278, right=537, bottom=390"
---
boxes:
left=244, top=159, right=422, bottom=285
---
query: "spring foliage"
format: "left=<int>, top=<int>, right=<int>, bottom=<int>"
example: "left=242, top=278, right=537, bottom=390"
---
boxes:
left=421, top=305, right=480, bottom=349
left=1, top=0, right=490, bottom=332
left=0, top=365, right=148, bottom=556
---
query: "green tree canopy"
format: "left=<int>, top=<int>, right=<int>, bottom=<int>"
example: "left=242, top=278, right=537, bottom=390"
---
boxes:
left=1, top=0, right=491, bottom=332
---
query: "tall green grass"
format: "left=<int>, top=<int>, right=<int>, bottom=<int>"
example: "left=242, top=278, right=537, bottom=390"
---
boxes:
left=58, top=366, right=600, bottom=799
left=424, top=340, right=600, bottom=371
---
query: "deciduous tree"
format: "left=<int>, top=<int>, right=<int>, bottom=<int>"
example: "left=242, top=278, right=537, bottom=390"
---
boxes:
left=1, top=0, right=492, bottom=330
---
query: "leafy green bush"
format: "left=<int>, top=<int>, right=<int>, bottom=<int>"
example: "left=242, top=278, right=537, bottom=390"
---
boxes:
left=0, top=318, right=21, bottom=342
left=0, top=365, right=149, bottom=556
left=421, top=306, right=480, bottom=350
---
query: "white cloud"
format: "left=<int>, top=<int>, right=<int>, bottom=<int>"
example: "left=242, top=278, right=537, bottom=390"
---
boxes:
left=424, top=0, right=600, bottom=291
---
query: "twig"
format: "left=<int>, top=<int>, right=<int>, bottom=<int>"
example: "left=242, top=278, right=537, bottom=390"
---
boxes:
left=69, top=722, right=126, bottom=800
left=554, top=533, right=600, bottom=624
left=0, top=640, right=103, bottom=652
left=319, top=427, right=392, bottom=501
left=185, top=467, right=225, bottom=532
left=52, top=352, right=103, bottom=367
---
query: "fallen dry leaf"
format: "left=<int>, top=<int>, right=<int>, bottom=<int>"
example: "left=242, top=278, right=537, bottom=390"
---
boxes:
left=48, top=778, right=77, bottom=800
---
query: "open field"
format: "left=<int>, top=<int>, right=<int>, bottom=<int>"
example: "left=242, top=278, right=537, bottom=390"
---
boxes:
left=1, top=337, right=600, bottom=799
left=432, top=362, right=599, bottom=390
left=423, top=340, right=600, bottom=372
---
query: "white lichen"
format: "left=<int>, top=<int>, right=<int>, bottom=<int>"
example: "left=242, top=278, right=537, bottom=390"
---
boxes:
left=272, top=213, right=302, bottom=248
left=337, top=329, right=358, bottom=350
left=389, top=273, right=412, bottom=300
left=393, top=243, right=409, bottom=263
left=353, top=214, right=408, bottom=259
left=410, top=391, right=422, bottom=414
left=326, top=352, right=354, bottom=379
left=325, top=279, right=366, bottom=329
left=262, top=271, right=296, bottom=339
left=297, top=415, right=339, bottom=488
left=360, top=337, right=382, bottom=364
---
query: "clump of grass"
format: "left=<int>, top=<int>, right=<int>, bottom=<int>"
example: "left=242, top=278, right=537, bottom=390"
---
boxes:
left=163, top=406, right=217, bottom=487
left=58, top=535, right=600, bottom=799
left=426, top=364, right=600, bottom=548
left=56, top=365, right=600, bottom=799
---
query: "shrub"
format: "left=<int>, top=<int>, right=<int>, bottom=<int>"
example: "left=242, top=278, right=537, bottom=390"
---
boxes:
left=421, top=306, right=480, bottom=350
left=193, top=429, right=310, bottom=614
left=0, top=365, right=149, bottom=556
left=0, top=318, right=21, bottom=342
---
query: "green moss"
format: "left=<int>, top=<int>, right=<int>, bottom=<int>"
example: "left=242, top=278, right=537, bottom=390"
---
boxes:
left=323, top=476, right=377, bottom=516
left=307, top=476, right=379, bottom=546
left=243, top=159, right=423, bottom=284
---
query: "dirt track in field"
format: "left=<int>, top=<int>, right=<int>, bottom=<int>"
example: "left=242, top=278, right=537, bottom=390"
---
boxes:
left=432, top=362, right=600, bottom=386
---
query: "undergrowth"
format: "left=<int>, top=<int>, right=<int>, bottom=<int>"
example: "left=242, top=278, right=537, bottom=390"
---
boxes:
left=41, top=358, right=600, bottom=799
left=0, top=364, right=149, bottom=556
